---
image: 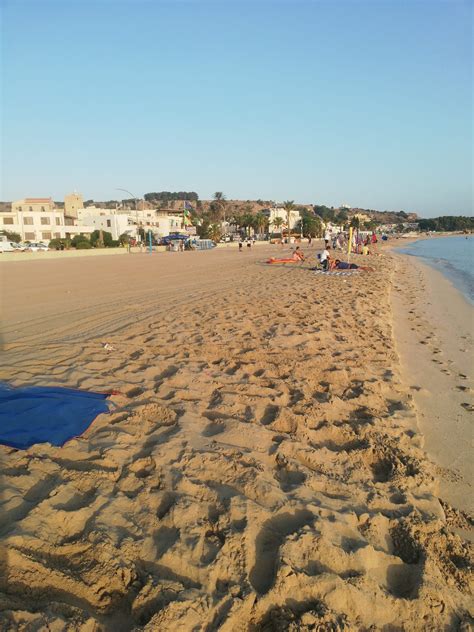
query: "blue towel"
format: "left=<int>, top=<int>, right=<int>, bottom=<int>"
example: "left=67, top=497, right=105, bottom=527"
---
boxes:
left=0, top=382, right=111, bottom=449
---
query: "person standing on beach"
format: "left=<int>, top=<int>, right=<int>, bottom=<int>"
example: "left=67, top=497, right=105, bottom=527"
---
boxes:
left=336, top=233, right=344, bottom=251
left=308, top=235, right=312, bottom=246
left=238, top=240, right=243, bottom=252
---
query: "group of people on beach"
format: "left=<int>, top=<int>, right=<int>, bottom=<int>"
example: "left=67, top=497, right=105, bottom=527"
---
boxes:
left=238, top=238, right=255, bottom=251
left=267, top=239, right=374, bottom=272
left=320, top=246, right=372, bottom=271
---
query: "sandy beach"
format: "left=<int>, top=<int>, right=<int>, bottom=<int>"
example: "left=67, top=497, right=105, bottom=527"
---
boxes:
left=0, top=243, right=472, bottom=631
left=391, top=252, right=473, bottom=523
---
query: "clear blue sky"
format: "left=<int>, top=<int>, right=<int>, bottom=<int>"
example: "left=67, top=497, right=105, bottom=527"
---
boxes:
left=2, top=0, right=472, bottom=217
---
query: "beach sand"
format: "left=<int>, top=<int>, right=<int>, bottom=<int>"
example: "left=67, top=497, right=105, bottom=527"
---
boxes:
left=0, top=244, right=472, bottom=630
left=391, top=252, right=473, bottom=526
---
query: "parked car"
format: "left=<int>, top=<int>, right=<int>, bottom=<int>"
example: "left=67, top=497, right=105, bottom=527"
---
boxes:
left=0, top=240, right=23, bottom=253
left=26, top=242, right=50, bottom=252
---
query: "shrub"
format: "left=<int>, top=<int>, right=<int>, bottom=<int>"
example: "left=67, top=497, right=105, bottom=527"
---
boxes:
left=90, top=230, right=113, bottom=247
left=71, top=234, right=90, bottom=247
left=48, top=238, right=70, bottom=250
left=1, top=230, right=21, bottom=243
left=76, top=241, right=92, bottom=249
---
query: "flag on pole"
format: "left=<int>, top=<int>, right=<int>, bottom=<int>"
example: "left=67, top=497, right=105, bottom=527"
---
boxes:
left=183, top=201, right=193, bottom=226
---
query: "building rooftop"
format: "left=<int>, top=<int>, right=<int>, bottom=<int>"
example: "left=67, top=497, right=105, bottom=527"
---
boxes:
left=22, top=198, right=53, bottom=203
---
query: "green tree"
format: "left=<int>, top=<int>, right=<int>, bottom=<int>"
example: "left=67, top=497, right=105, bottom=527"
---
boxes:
left=363, top=220, right=378, bottom=231
left=301, top=213, right=323, bottom=238
left=119, top=233, right=131, bottom=245
left=283, top=200, right=295, bottom=241
left=208, top=223, right=222, bottom=242
left=336, top=209, right=349, bottom=223
left=418, top=219, right=437, bottom=231
left=71, top=234, right=90, bottom=247
left=90, top=230, right=114, bottom=247
left=0, top=230, right=21, bottom=243
left=212, top=192, right=227, bottom=222
left=229, top=212, right=243, bottom=234
left=350, top=216, right=360, bottom=230
left=417, top=216, right=474, bottom=232
left=254, top=212, right=268, bottom=237
left=271, top=217, right=284, bottom=236
left=240, top=212, right=255, bottom=237
left=314, top=205, right=336, bottom=223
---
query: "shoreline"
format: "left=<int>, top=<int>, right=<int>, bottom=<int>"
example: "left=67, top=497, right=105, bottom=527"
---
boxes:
left=393, top=234, right=473, bottom=306
left=391, top=251, right=473, bottom=531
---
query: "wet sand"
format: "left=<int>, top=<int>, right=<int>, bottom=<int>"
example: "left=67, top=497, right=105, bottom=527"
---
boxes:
left=0, top=245, right=472, bottom=630
left=392, top=253, right=473, bottom=527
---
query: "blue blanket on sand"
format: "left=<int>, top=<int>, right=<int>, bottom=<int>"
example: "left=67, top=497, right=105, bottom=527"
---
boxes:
left=0, top=382, right=111, bottom=449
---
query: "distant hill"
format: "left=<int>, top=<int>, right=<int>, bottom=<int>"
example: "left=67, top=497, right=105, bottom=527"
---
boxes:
left=0, top=197, right=420, bottom=224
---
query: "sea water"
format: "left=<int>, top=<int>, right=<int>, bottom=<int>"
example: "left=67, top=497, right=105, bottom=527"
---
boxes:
left=397, top=235, right=474, bottom=304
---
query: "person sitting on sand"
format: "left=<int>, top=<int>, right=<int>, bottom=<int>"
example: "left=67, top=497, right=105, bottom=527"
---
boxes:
left=292, top=246, right=305, bottom=261
left=320, top=245, right=331, bottom=270
left=266, top=246, right=306, bottom=264
left=331, top=259, right=373, bottom=272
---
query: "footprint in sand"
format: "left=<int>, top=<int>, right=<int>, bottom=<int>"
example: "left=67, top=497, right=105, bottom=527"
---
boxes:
left=126, top=386, right=144, bottom=398
left=460, top=402, right=474, bottom=412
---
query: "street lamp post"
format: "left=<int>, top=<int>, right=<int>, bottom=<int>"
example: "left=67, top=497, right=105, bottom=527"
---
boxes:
left=116, top=187, right=141, bottom=242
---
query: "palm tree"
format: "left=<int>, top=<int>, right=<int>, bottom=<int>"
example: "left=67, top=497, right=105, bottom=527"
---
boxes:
left=229, top=212, right=241, bottom=232
left=208, top=223, right=222, bottom=242
left=254, top=212, right=268, bottom=239
left=241, top=212, right=255, bottom=238
left=271, top=216, right=284, bottom=237
left=213, top=192, right=227, bottom=223
left=350, top=215, right=360, bottom=230
left=282, top=200, right=295, bottom=243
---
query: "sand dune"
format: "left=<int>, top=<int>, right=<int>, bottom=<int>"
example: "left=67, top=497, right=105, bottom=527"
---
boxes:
left=0, top=245, right=472, bottom=630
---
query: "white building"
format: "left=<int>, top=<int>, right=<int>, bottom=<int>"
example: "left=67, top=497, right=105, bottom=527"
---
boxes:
left=264, top=207, right=301, bottom=232
left=1, top=198, right=96, bottom=243
left=1, top=195, right=195, bottom=244
left=115, top=208, right=188, bottom=237
left=76, top=208, right=131, bottom=241
left=3, top=198, right=65, bottom=243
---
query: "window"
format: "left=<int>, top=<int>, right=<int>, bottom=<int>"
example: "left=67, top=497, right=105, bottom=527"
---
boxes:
left=29, top=206, right=33, bottom=212
left=106, top=220, right=111, bottom=227
left=41, top=217, right=50, bottom=225
left=3, top=217, right=14, bottom=225
left=42, top=232, right=52, bottom=239
left=56, top=218, right=61, bottom=225
left=25, top=232, right=35, bottom=240
left=54, top=232, right=61, bottom=238
left=41, top=206, right=45, bottom=212
left=24, top=217, right=34, bottom=225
